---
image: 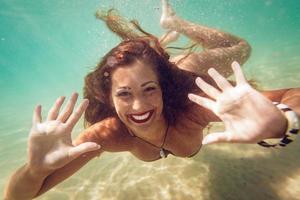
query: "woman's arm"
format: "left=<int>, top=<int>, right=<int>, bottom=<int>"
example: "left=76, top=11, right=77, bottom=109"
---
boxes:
left=4, top=149, right=102, bottom=200
left=263, top=88, right=300, bottom=118
left=36, top=149, right=102, bottom=197
left=3, top=94, right=101, bottom=200
left=4, top=164, right=49, bottom=200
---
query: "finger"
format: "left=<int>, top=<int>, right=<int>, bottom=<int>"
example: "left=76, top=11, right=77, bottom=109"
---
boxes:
left=202, top=132, right=231, bottom=145
left=231, top=61, right=248, bottom=85
left=47, top=96, right=65, bottom=121
left=195, top=77, right=221, bottom=99
left=188, top=93, right=215, bottom=111
left=57, top=93, right=78, bottom=122
left=208, top=68, right=232, bottom=91
left=68, top=142, right=101, bottom=158
left=32, top=105, right=42, bottom=125
left=65, top=99, right=89, bottom=128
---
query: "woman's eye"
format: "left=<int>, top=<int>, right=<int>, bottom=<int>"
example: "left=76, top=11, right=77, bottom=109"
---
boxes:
left=144, top=87, right=156, bottom=92
left=116, top=91, right=131, bottom=97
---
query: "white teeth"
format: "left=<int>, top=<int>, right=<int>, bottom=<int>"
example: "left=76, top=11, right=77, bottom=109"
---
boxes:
left=132, top=112, right=150, bottom=121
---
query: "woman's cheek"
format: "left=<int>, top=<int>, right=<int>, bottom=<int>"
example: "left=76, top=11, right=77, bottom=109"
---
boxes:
left=114, top=99, right=128, bottom=114
left=148, top=92, right=163, bottom=106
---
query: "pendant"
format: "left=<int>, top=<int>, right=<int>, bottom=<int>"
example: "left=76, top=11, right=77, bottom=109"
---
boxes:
left=160, top=149, right=166, bottom=158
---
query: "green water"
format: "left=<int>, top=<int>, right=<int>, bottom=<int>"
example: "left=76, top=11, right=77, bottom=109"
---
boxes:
left=1, top=0, right=300, bottom=199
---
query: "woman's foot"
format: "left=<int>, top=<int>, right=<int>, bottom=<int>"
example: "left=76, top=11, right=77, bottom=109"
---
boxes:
left=95, top=9, right=107, bottom=20
left=95, top=9, right=119, bottom=21
left=159, top=30, right=180, bottom=46
left=160, top=0, right=178, bottom=30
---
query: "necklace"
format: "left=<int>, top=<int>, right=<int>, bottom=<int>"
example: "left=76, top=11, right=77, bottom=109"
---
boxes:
left=128, top=123, right=169, bottom=158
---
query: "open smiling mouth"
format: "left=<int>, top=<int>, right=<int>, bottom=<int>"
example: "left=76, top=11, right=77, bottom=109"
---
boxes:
left=128, top=110, right=154, bottom=124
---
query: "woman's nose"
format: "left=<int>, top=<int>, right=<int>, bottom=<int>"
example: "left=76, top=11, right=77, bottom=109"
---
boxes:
left=132, top=97, right=145, bottom=111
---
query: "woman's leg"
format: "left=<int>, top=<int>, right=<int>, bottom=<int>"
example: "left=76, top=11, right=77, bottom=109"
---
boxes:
left=159, top=30, right=180, bottom=47
left=95, top=9, right=141, bottom=40
left=96, top=8, right=181, bottom=47
left=160, top=0, right=251, bottom=77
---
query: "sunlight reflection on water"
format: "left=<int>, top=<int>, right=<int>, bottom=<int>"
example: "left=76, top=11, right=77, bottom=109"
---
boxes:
left=33, top=124, right=300, bottom=200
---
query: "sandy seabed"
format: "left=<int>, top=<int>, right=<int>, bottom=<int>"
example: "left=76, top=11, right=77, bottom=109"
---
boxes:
left=37, top=124, right=300, bottom=200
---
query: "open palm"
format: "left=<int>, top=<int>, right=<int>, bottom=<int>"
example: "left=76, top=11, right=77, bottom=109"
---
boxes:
left=28, top=93, right=100, bottom=173
left=188, top=61, right=286, bottom=145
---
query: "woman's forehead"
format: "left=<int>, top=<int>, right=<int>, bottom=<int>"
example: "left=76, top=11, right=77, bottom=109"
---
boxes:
left=111, top=60, right=159, bottom=88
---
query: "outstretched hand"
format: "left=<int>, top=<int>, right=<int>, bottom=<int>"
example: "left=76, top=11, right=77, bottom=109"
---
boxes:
left=188, top=61, right=286, bottom=145
left=28, top=93, right=101, bottom=174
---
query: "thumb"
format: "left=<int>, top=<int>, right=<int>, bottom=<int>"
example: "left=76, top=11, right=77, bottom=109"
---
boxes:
left=69, top=142, right=101, bottom=158
left=202, top=132, right=231, bottom=145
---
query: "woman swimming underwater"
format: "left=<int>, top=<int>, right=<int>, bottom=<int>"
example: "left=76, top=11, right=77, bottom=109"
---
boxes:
left=4, top=0, right=300, bottom=199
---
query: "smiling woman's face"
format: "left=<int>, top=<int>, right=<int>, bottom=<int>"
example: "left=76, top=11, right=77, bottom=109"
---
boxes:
left=110, top=59, right=164, bottom=133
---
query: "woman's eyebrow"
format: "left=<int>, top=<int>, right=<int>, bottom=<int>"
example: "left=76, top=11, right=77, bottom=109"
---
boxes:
left=141, top=81, right=158, bottom=87
left=117, top=86, right=131, bottom=90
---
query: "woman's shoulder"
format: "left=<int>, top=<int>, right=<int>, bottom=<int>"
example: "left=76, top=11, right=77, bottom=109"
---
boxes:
left=75, top=117, right=132, bottom=152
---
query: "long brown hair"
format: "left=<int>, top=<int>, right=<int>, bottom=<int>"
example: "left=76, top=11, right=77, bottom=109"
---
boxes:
left=83, top=37, right=209, bottom=127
